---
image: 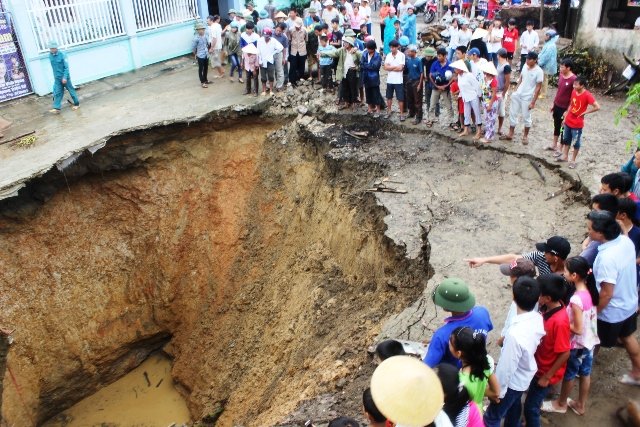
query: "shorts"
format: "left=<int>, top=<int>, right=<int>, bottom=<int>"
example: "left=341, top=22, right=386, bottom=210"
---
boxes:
left=386, top=83, right=405, bottom=101
left=563, top=347, right=594, bottom=380
left=506, top=51, right=514, bottom=60
left=260, top=62, right=275, bottom=82
left=561, top=124, right=583, bottom=149
left=210, top=49, right=222, bottom=67
left=598, top=312, right=638, bottom=348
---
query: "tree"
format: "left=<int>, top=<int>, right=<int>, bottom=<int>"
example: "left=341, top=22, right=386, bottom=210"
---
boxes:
left=615, top=81, right=640, bottom=150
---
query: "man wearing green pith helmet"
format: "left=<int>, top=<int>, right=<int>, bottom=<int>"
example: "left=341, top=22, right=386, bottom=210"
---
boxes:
left=47, top=41, right=80, bottom=113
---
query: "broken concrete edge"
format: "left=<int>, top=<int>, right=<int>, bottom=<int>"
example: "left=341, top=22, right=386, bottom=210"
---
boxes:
left=0, top=99, right=273, bottom=201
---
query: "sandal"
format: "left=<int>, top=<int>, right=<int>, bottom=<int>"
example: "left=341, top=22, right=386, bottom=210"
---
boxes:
left=544, top=146, right=557, bottom=151
left=383, top=113, right=391, bottom=119
left=424, top=120, right=433, bottom=128
left=229, top=78, right=234, bottom=83
left=553, top=151, right=563, bottom=157
left=451, top=124, right=461, bottom=131
left=399, top=115, right=406, bottom=122
left=499, top=135, right=513, bottom=140
left=352, top=106, right=358, bottom=113
left=522, top=138, right=529, bottom=145
left=567, top=398, right=584, bottom=416
left=555, top=157, right=567, bottom=162
left=479, top=138, right=492, bottom=143
left=569, top=162, right=577, bottom=169
left=540, top=401, right=567, bottom=414
left=202, top=83, right=208, bottom=88
left=239, top=78, right=244, bottom=83
left=338, top=105, right=348, bottom=110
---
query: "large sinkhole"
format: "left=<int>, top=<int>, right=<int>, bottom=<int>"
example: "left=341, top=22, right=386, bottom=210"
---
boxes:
left=0, top=113, right=589, bottom=426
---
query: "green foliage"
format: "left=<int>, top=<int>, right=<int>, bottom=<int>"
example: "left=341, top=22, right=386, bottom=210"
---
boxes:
left=550, top=46, right=614, bottom=89
left=289, top=0, right=310, bottom=13
left=615, top=82, right=640, bottom=151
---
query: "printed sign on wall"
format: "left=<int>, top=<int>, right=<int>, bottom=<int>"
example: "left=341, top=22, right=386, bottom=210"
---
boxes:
left=0, top=12, right=32, bottom=102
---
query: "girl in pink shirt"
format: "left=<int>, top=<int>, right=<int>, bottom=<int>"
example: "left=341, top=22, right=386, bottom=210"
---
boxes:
left=435, top=363, right=485, bottom=427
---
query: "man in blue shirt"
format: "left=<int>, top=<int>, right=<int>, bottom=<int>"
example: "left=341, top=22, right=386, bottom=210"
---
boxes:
left=423, top=278, right=493, bottom=368
left=425, top=48, right=453, bottom=127
left=47, top=41, right=80, bottom=113
left=404, top=44, right=423, bottom=125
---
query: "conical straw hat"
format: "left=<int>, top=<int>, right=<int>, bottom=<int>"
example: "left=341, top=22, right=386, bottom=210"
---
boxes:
left=370, top=356, right=444, bottom=427
left=471, top=27, right=488, bottom=40
left=480, top=61, right=498, bottom=76
left=450, top=59, right=468, bottom=72
left=242, top=43, right=259, bottom=55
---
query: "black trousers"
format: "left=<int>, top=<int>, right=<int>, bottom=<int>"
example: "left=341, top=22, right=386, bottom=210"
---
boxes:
left=406, top=78, right=423, bottom=120
left=289, top=53, right=307, bottom=85
left=520, top=54, right=527, bottom=73
left=197, top=57, right=208, bottom=83
left=365, top=85, right=382, bottom=106
left=380, top=23, right=385, bottom=42
left=245, top=70, right=259, bottom=93
left=320, top=65, right=333, bottom=89
left=341, top=69, right=358, bottom=104
left=552, top=104, right=567, bottom=137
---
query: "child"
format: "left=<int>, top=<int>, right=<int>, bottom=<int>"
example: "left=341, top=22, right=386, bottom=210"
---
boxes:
left=502, top=18, right=518, bottom=66
left=241, top=43, right=259, bottom=96
left=434, top=363, right=484, bottom=427
left=522, top=274, right=571, bottom=427
left=393, top=20, right=402, bottom=42
left=362, top=388, right=387, bottom=427
left=449, top=326, right=500, bottom=412
left=519, top=20, right=538, bottom=73
left=479, top=61, right=499, bottom=143
left=555, top=76, right=601, bottom=169
left=223, top=21, right=243, bottom=83
left=483, top=277, right=544, bottom=427
left=497, top=258, right=537, bottom=347
left=541, top=256, right=600, bottom=416
left=192, top=22, right=210, bottom=88
left=449, top=79, right=463, bottom=131
left=317, top=36, right=336, bottom=92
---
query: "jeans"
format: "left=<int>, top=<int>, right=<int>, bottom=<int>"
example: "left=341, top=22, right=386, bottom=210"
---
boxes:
left=489, top=52, right=499, bottom=67
left=53, top=78, right=79, bottom=110
left=483, top=387, right=525, bottom=427
left=197, top=57, right=209, bottom=83
left=229, top=53, right=242, bottom=78
left=424, top=85, right=440, bottom=117
left=523, top=376, right=551, bottom=427
left=561, top=124, right=583, bottom=149
left=447, top=47, right=457, bottom=63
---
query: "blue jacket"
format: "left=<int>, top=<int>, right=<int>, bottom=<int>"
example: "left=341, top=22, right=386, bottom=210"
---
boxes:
left=538, top=35, right=558, bottom=75
left=49, top=51, right=70, bottom=80
left=360, top=50, right=382, bottom=87
left=401, top=14, right=416, bottom=45
left=622, top=154, right=639, bottom=179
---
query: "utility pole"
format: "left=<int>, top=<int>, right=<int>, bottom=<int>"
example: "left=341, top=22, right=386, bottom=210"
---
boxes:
left=539, top=1, right=544, bottom=29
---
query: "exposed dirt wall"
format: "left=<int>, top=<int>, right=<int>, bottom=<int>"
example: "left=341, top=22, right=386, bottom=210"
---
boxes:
left=0, top=115, right=426, bottom=426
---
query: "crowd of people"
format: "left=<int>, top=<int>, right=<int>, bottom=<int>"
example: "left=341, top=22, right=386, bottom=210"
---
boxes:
left=325, top=174, right=640, bottom=427
left=187, top=7, right=601, bottom=168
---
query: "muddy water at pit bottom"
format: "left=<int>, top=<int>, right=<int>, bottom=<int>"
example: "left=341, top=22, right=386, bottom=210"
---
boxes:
left=43, top=354, right=191, bottom=427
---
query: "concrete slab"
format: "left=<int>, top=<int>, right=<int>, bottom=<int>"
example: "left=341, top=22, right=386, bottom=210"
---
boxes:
left=0, top=55, right=268, bottom=194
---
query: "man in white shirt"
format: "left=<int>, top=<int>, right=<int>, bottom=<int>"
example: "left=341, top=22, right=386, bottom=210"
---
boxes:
left=322, top=0, right=340, bottom=25
left=501, top=51, right=542, bottom=145
left=207, top=15, right=224, bottom=78
left=484, top=277, right=545, bottom=427
left=397, top=0, right=410, bottom=18
left=362, top=0, right=372, bottom=34
left=384, top=39, right=405, bottom=120
left=587, top=210, right=640, bottom=385
left=519, top=20, right=539, bottom=73
left=311, top=0, right=323, bottom=15
left=257, top=28, right=284, bottom=95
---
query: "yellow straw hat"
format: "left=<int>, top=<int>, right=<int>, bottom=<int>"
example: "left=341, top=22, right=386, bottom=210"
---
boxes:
left=275, top=11, right=287, bottom=18
left=242, top=43, right=259, bottom=55
left=450, top=59, right=469, bottom=72
left=471, top=27, right=488, bottom=40
left=370, top=356, right=444, bottom=427
left=480, top=61, right=498, bottom=76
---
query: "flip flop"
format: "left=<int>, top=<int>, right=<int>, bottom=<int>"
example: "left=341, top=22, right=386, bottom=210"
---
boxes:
left=566, top=398, right=583, bottom=416
left=522, top=139, right=529, bottom=145
left=619, top=374, right=640, bottom=386
left=569, top=162, right=577, bottom=169
left=553, top=151, right=563, bottom=157
left=338, top=105, right=348, bottom=110
left=544, top=146, right=557, bottom=151
left=423, top=120, right=433, bottom=128
left=555, top=157, right=567, bottom=162
left=540, top=401, right=567, bottom=414
left=499, top=135, right=513, bottom=140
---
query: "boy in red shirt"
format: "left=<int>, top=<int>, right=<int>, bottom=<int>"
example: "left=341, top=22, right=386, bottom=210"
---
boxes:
left=502, top=18, right=518, bottom=66
left=556, top=76, right=600, bottom=169
left=523, top=274, right=571, bottom=427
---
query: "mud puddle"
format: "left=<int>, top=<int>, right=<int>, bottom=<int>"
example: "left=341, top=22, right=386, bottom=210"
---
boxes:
left=43, top=354, right=190, bottom=427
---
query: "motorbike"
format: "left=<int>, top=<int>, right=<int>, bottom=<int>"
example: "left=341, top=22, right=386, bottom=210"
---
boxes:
left=414, top=0, right=437, bottom=23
